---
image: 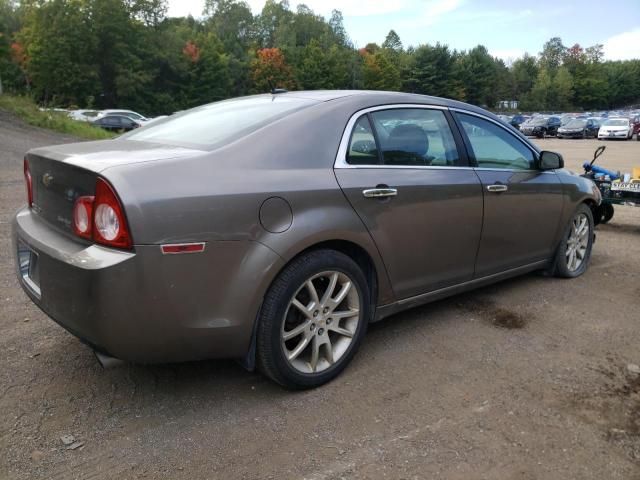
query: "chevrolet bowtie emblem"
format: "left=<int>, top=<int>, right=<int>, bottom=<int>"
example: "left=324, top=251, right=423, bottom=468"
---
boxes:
left=42, top=173, right=54, bottom=187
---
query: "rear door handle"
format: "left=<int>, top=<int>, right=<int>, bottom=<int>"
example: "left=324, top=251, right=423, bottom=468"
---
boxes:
left=363, top=188, right=398, bottom=198
left=486, top=184, right=508, bottom=193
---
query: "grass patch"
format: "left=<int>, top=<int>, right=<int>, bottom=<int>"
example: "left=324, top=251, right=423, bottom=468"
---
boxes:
left=0, top=95, right=115, bottom=140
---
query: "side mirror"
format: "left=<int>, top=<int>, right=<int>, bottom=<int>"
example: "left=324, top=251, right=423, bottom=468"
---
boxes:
left=539, top=151, right=564, bottom=170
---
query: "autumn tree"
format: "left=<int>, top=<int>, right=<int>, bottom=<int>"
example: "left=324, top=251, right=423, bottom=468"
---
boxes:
left=251, top=48, right=297, bottom=92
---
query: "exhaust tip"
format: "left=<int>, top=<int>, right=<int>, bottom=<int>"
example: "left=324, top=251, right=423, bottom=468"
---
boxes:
left=94, top=350, right=125, bottom=369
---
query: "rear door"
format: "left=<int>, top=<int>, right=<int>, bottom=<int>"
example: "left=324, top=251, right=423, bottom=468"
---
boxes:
left=334, top=106, right=483, bottom=300
left=454, top=111, right=564, bottom=277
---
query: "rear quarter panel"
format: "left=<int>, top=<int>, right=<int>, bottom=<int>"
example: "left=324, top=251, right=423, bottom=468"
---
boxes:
left=102, top=99, right=396, bottom=311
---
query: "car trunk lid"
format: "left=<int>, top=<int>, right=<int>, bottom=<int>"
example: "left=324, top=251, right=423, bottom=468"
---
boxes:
left=26, top=139, right=203, bottom=236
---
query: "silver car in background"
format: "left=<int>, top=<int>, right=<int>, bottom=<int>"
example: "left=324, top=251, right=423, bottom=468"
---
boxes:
left=13, top=91, right=601, bottom=388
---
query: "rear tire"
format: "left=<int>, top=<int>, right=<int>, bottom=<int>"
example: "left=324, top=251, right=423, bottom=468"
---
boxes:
left=257, top=249, right=370, bottom=389
left=551, top=204, right=594, bottom=278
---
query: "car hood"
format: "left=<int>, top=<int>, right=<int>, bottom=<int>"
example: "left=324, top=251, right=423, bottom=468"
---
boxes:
left=600, top=125, right=628, bottom=131
left=28, top=139, right=205, bottom=174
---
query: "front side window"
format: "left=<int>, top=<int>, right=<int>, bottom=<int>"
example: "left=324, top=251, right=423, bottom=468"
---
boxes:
left=458, top=113, right=536, bottom=170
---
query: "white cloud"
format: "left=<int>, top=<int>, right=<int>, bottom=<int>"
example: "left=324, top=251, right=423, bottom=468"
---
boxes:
left=244, top=0, right=409, bottom=17
left=490, top=48, right=527, bottom=63
left=603, top=29, right=640, bottom=61
left=167, top=0, right=204, bottom=18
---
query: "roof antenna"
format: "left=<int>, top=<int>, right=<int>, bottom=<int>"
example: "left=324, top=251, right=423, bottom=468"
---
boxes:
left=267, top=78, right=288, bottom=95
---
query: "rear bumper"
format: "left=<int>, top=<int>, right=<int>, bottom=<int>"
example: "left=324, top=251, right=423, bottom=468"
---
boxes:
left=13, top=207, right=284, bottom=363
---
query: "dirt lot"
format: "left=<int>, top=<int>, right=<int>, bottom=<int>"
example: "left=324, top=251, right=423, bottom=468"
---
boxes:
left=1, top=113, right=639, bottom=480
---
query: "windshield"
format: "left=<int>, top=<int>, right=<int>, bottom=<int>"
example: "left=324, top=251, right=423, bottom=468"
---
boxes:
left=603, top=119, right=629, bottom=127
left=565, top=119, right=586, bottom=128
left=123, top=96, right=317, bottom=149
left=530, top=118, right=548, bottom=126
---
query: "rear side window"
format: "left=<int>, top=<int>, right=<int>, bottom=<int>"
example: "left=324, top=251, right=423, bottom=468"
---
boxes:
left=124, top=96, right=317, bottom=149
left=372, top=109, right=459, bottom=167
left=346, top=108, right=460, bottom=167
left=457, top=113, right=535, bottom=170
left=347, top=116, right=379, bottom=165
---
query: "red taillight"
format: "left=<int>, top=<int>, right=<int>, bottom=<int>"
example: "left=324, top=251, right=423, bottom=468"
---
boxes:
left=24, top=157, right=33, bottom=208
left=71, top=178, right=132, bottom=249
left=92, top=178, right=132, bottom=249
left=72, top=196, right=94, bottom=239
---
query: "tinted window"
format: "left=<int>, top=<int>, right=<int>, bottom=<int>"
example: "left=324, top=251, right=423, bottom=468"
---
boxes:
left=124, top=96, right=316, bottom=149
left=369, top=109, right=459, bottom=166
left=458, top=113, right=535, bottom=170
left=347, top=116, right=379, bottom=165
left=102, top=116, right=120, bottom=126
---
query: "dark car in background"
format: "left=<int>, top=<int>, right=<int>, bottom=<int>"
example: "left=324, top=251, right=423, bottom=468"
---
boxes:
left=629, top=114, right=640, bottom=139
left=509, top=114, right=529, bottom=130
left=14, top=91, right=600, bottom=389
left=92, top=115, right=142, bottom=132
left=521, top=116, right=561, bottom=138
left=557, top=118, right=601, bottom=139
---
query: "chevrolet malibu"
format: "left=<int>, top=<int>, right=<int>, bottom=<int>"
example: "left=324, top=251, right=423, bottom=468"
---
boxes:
left=13, top=91, right=601, bottom=389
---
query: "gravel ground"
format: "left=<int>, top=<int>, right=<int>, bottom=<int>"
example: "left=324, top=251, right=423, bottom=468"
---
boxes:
left=1, top=112, right=639, bottom=480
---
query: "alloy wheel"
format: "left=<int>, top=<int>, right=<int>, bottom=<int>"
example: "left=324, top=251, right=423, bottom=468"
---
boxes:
left=566, top=213, right=590, bottom=272
left=281, top=271, right=360, bottom=374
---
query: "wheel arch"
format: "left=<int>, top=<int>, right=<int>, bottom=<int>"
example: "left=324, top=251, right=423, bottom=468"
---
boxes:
left=240, top=237, right=392, bottom=372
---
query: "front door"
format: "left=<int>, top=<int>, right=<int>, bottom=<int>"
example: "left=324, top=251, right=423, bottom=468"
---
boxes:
left=335, top=107, right=483, bottom=300
left=455, top=112, right=565, bottom=277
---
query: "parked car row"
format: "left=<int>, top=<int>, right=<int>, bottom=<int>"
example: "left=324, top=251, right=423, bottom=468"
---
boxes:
left=497, top=110, right=640, bottom=141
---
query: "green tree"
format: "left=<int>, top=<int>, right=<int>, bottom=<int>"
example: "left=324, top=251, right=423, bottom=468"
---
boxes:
left=552, top=66, right=573, bottom=110
left=511, top=53, right=538, bottom=99
left=539, top=37, right=565, bottom=73
left=19, top=0, right=97, bottom=105
left=362, top=50, right=401, bottom=91
left=403, top=43, right=453, bottom=97
left=523, top=67, right=552, bottom=110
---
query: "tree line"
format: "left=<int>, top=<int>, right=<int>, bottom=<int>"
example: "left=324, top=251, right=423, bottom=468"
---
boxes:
left=1, top=0, right=638, bottom=115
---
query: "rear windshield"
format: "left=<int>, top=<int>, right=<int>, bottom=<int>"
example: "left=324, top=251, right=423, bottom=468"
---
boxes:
left=123, top=96, right=317, bottom=149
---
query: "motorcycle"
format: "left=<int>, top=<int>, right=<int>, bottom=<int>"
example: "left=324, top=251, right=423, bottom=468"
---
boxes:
left=582, top=145, right=640, bottom=224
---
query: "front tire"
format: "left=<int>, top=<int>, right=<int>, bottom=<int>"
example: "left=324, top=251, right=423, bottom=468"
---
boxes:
left=600, top=204, right=614, bottom=224
left=257, top=249, right=370, bottom=389
left=552, top=204, right=594, bottom=278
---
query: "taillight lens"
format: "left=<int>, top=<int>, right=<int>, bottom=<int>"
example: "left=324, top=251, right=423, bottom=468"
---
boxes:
left=70, top=178, right=132, bottom=249
left=93, top=178, right=132, bottom=249
left=24, top=157, right=33, bottom=208
left=72, top=196, right=94, bottom=239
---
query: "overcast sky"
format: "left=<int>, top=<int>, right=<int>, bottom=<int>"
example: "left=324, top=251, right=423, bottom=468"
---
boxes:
left=167, top=0, right=640, bottom=62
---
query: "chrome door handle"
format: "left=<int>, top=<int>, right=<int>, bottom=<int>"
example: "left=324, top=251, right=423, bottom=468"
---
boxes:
left=486, top=184, right=508, bottom=193
left=362, top=188, right=398, bottom=198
